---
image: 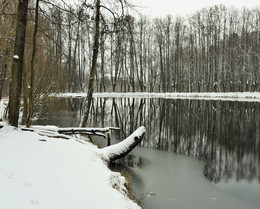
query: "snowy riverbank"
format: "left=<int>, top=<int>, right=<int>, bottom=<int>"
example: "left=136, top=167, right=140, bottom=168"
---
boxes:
left=57, top=92, right=260, bottom=102
left=0, top=123, right=140, bottom=209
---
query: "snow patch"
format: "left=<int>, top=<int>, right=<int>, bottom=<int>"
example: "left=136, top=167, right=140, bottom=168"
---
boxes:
left=109, top=172, right=128, bottom=194
left=13, top=55, right=19, bottom=60
left=0, top=124, right=140, bottom=209
left=0, top=99, right=8, bottom=119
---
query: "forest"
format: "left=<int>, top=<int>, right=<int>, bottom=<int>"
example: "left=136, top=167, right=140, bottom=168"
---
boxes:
left=1, top=1, right=260, bottom=110
left=1, top=2, right=260, bottom=207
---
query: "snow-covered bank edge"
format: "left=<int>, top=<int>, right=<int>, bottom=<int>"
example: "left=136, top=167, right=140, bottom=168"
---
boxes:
left=0, top=123, right=141, bottom=209
left=56, top=92, right=260, bottom=102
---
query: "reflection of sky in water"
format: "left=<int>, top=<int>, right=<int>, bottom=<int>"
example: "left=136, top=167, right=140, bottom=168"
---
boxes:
left=34, top=97, right=260, bottom=209
left=114, top=147, right=260, bottom=209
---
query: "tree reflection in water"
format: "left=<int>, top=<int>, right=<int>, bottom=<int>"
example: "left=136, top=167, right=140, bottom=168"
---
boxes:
left=36, top=97, right=260, bottom=184
left=87, top=97, right=260, bottom=184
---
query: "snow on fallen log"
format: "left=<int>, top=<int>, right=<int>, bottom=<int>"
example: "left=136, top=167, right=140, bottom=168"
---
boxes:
left=21, top=126, right=120, bottom=145
left=101, top=126, right=146, bottom=162
left=26, top=125, right=120, bottom=134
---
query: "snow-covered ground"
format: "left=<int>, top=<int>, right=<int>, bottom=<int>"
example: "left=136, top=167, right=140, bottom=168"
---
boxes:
left=57, top=92, right=260, bottom=102
left=0, top=123, right=140, bottom=209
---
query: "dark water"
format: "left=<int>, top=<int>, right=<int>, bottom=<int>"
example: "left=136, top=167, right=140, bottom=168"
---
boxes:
left=34, top=97, right=260, bottom=209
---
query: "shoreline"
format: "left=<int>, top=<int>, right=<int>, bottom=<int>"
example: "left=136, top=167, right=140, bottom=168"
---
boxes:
left=56, top=92, right=260, bottom=102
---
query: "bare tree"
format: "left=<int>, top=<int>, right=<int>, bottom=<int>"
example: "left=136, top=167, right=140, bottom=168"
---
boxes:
left=80, top=0, right=100, bottom=127
left=80, top=0, right=130, bottom=127
left=26, top=0, right=40, bottom=126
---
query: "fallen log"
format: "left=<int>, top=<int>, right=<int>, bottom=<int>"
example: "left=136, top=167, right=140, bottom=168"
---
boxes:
left=21, top=127, right=71, bottom=139
left=101, top=126, right=146, bottom=162
left=21, top=126, right=120, bottom=145
left=57, top=127, right=119, bottom=146
left=16, top=124, right=146, bottom=162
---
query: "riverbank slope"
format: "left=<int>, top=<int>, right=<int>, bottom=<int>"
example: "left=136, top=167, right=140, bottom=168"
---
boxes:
left=0, top=123, right=140, bottom=209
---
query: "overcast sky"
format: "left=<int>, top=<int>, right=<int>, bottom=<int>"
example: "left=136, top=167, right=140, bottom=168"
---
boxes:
left=130, top=0, right=260, bottom=17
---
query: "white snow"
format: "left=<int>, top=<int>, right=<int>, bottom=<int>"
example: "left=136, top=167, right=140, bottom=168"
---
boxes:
left=56, top=92, right=260, bottom=102
left=13, top=55, right=19, bottom=60
left=0, top=99, right=8, bottom=119
left=0, top=124, right=140, bottom=209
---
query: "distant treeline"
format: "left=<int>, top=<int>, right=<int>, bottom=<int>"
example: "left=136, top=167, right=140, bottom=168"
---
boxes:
left=1, top=2, right=260, bottom=95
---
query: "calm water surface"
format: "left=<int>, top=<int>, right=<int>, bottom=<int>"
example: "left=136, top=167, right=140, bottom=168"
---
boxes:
left=34, top=97, right=260, bottom=209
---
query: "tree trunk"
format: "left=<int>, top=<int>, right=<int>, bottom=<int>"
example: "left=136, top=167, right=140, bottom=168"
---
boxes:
left=0, top=50, right=8, bottom=101
left=8, top=0, right=29, bottom=127
left=27, top=0, right=39, bottom=127
left=80, top=0, right=100, bottom=127
left=21, top=61, right=28, bottom=125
